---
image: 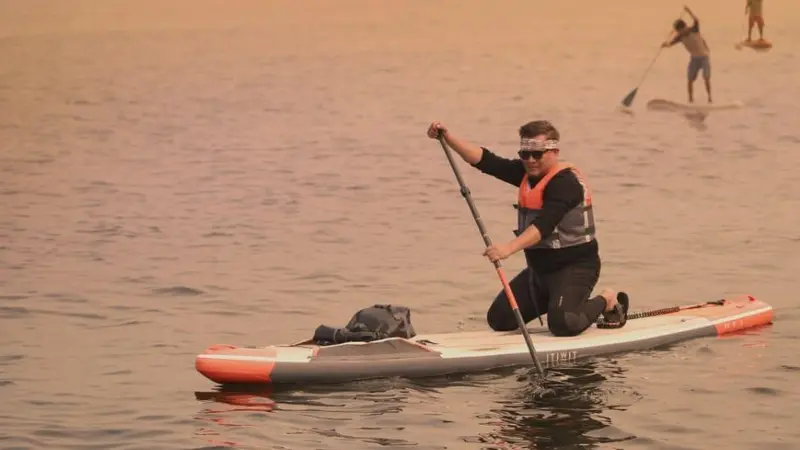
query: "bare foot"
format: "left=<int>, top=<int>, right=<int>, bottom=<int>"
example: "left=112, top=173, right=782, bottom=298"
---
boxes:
left=600, top=288, right=617, bottom=312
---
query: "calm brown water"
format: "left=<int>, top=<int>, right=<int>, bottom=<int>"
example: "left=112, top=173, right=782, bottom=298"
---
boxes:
left=2, top=0, right=799, bottom=449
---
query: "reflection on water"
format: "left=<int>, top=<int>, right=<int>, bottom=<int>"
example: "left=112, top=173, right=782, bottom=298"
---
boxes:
left=472, top=361, right=640, bottom=450
left=195, top=382, right=425, bottom=448
left=683, top=111, right=709, bottom=131
left=193, top=358, right=640, bottom=449
left=615, top=105, right=709, bottom=131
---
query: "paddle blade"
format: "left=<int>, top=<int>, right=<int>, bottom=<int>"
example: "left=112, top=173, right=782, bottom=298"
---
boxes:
left=621, top=87, right=638, bottom=107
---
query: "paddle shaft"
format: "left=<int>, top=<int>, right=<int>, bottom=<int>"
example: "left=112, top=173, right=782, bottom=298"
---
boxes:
left=637, top=11, right=685, bottom=85
left=436, top=133, right=544, bottom=375
left=735, top=12, right=747, bottom=49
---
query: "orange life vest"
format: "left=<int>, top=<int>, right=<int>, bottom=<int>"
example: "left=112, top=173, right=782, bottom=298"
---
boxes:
left=515, top=162, right=596, bottom=250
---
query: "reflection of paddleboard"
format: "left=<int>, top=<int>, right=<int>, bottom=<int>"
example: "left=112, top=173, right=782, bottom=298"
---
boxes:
left=646, top=99, right=744, bottom=113
left=736, top=38, right=772, bottom=51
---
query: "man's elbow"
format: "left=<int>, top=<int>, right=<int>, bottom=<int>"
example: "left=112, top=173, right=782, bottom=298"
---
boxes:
left=530, top=223, right=554, bottom=240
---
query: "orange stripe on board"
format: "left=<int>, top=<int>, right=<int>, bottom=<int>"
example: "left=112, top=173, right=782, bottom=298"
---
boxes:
left=195, top=356, right=275, bottom=384
left=196, top=345, right=278, bottom=384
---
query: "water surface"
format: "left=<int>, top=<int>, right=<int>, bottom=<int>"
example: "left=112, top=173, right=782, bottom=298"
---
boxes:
left=1, top=0, right=799, bottom=448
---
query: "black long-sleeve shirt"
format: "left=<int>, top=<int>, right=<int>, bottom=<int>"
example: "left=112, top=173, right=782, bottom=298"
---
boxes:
left=472, top=147, right=599, bottom=273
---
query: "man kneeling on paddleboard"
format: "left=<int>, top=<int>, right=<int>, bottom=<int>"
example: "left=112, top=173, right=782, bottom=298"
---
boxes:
left=662, top=5, right=712, bottom=104
left=425, top=120, right=629, bottom=336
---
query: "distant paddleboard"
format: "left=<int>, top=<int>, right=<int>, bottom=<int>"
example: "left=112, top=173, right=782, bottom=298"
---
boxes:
left=736, top=38, right=772, bottom=51
left=646, top=98, right=744, bottom=113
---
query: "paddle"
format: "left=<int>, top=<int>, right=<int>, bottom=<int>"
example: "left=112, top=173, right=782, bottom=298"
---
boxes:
left=620, top=11, right=684, bottom=108
left=435, top=132, right=545, bottom=376
left=734, top=12, right=747, bottom=50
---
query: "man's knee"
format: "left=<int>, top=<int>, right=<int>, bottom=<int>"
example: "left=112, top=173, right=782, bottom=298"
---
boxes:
left=488, top=319, right=516, bottom=332
left=486, top=302, right=516, bottom=332
left=547, top=310, right=588, bottom=337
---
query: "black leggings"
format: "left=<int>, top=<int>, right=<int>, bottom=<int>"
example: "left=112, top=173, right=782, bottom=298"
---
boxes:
left=486, top=257, right=606, bottom=337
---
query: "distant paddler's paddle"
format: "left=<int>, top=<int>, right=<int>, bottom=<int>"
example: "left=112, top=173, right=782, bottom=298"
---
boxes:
left=734, top=12, right=747, bottom=50
left=620, top=11, right=684, bottom=108
left=435, top=132, right=545, bottom=376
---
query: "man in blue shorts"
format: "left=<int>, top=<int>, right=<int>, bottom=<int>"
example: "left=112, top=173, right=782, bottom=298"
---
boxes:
left=662, top=5, right=712, bottom=103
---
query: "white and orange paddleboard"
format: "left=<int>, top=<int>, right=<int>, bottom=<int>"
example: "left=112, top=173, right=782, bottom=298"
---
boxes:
left=195, top=295, right=774, bottom=385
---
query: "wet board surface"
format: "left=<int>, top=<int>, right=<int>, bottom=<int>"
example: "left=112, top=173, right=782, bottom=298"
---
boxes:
left=646, top=98, right=744, bottom=113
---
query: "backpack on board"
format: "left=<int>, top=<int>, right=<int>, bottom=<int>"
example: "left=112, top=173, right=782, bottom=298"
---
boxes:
left=311, top=304, right=417, bottom=345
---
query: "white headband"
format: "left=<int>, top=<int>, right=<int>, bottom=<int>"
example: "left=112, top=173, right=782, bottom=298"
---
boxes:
left=520, top=138, right=559, bottom=151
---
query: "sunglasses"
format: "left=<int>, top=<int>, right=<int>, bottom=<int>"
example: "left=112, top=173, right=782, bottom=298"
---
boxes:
left=517, top=149, right=549, bottom=160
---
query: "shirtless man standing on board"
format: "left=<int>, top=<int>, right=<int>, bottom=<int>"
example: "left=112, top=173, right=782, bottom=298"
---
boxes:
left=745, top=0, right=765, bottom=42
left=661, top=5, right=712, bottom=104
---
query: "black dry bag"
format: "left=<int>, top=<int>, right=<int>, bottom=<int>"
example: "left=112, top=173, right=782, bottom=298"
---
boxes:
left=312, top=304, right=417, bottom=345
